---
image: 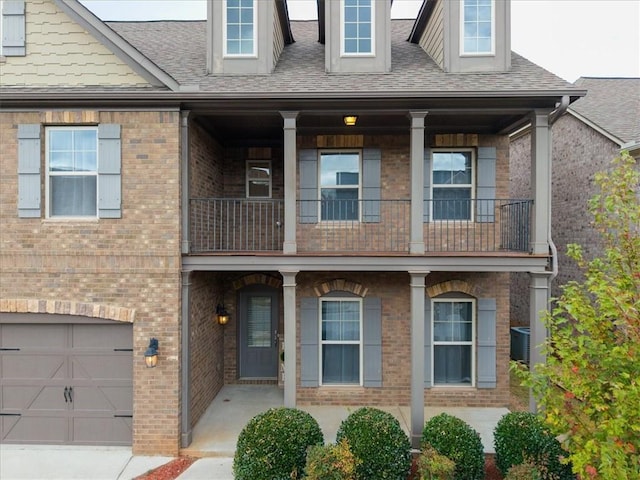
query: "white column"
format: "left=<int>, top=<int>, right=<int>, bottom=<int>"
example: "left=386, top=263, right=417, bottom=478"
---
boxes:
left=410, top=270, right=429, bottom=448
left=529, top=271, right=550, bottom=411
left=410, top=112, right=428, bottom=254
left=530, top=111, right=552, bottom=255
left=281, top=270, right=298, bottom=407
left=281, top=112, right=299, bottom=254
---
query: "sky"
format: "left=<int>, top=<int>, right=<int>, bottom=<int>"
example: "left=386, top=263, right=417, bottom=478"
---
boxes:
left=79, top=0, right=640, bottom=83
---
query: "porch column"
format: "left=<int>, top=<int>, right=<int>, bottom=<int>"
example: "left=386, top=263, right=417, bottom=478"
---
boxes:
left=410, top=112, right=428, bottom=255
left=281, top=269, right=298, bottom=407
left=410, top=270, right=429, bottom=448
left=529, top=271, right=551, bottom=412
left=180, top=271, right=192, bottom=447
left=281, top=111, right=299, bottom=254
left=530, top=110, right=552, bottom=255
left=180, top=111, right=191, bottom=254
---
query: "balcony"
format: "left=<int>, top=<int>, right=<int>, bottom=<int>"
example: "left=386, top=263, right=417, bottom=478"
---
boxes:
left=190, top=198, right=532, bottom=254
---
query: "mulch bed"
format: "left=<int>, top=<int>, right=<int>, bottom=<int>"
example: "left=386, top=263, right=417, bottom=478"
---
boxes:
left=133, top=457, right=196, bottom=480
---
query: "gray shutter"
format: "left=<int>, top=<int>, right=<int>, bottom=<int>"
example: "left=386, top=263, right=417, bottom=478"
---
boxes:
left=299, top=149, right=318, bottom=224
left=423, top=147, right=431, bottom=222
left=17, top=124, right=41, bottom=218
left=300, top=297, right=319, bottom=387
left=2, top=0, right=26, bottom=56
left=363, top=297, right=382, bottom=387
left=424, top=294, right=432, bottom=388
left=476, top=147, right=496, bottom=223
left=477, top=298, right=497, bottom=388
left=362, top=148, right=381, bottom=223
left=98, top=124, right=122, bottom=218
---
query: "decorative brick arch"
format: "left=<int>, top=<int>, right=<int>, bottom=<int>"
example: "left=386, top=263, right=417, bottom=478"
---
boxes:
left=426, top=280, right=479, bottom=298
left=313, top=279, right=368, bottom=297
left=0, top=299, right=135, bottom=323
left=232, top=273, right=282, bottom=290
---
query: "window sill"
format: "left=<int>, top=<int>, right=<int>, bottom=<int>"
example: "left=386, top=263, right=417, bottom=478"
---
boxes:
left=43, top=217, right=100, bottom=223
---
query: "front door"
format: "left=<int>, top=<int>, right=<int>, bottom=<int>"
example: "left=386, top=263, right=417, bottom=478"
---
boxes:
left=238, top=286, right=279, bottom=379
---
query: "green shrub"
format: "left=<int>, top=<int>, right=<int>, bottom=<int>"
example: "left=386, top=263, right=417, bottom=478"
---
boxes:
left=420, top=413, right=485, bottom=480
left=417, top=445, right=456, bottom=480
left=504, top=460, right=543, bottom=480
left=336, top=407, right=411, bottom=480
left=304, top=439, right=359, bottom=480
left=493, top=412, right=573, bottom=480
left=233, top=407, right=323, bottom=480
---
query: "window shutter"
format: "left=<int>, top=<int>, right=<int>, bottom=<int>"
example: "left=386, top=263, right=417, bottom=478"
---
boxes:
left=363, top=296, right=382, bottom=387
left=477, top=298, right=497, bottom=388
left=423, top=147, right=431, bottom=222
left=98, top=124, right=122, bottom=218
left=300, top=297, right=319, bottom=387
left=17, top=124, right=41, bottom=218
left=476, top=147, right=496, bottom=223
left=423, top=293, right=432, bottom=388
left=362, top=148, right=381, bottom=223
left=299, top=149, right=318, bottom=224
left=2, top=0, right=26, bottom=56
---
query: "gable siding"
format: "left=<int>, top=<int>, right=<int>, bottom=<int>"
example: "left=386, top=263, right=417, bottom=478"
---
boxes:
left=419, top=0, right=444, bottom=69
left=0, top=0, right=150, bottom=87
left=273, top=5, right=285, bottom=67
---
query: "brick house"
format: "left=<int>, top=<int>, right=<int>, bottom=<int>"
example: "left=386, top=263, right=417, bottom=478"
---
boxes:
left=510, top=77, right=640, bottom=326
left=0, top=0, right=583, bottom=454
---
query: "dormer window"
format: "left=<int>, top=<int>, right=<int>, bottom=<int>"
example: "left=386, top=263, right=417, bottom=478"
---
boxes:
left=224, top=0, right=256, bottom=56
left=461, top=0, right=494, bottom=55
left=342, top=0, right=374, bottom=55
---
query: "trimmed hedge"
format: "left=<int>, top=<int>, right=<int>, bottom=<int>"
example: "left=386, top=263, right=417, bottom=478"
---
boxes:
left=421, top=413, right=485, bottom=480
left=336, top=407, right=412, bottom=480
left=304, top=439, right=359, bottom=480
left=493, top=412, right=573, bottom=480
left=233, top=407, right=323, bottom=480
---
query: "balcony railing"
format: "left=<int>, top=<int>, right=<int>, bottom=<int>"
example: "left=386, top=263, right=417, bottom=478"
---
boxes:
left=190, top=198, right=532, bottom=254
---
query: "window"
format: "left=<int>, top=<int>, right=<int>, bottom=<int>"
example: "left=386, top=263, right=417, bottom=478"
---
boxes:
left=246, top=160, right=271, bottom=198
left=46, top=127, right=98, bottom=218
left=320, top=151, right=360, bottom=221
left=432, top=299, right=475, bottom=386
left=461, top=0, right=494, bottom=55
left=320, top=298, right=362, bottom=385
left=342, top=0, right=374, bottom=55
left=431, top=150, right=473, bottom=220
left=224, top=0, right=255, bottom=56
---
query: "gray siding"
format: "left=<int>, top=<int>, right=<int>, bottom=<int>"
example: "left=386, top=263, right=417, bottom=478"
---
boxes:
left=419, top=0, right=444, bottom=68
left=273, top=5, right=284, bottom=66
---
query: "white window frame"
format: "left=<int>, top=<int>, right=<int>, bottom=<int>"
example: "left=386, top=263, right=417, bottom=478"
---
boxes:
left=460, top=0, right=495, bottom=56
left=430, top=148, right=475, bottom=222
left=0, top=0, right=4, bottom=52
left=432, top=297, right=476, bottom=387
left=318, top=150, right=362, bottom=222
left=340, top=0, right=375, bottom=56
left=45, top=126, right=98, bottom=219
left=223, top=0, right=257, bottom=57
left=319, top=297, right=364, bottom=386
left=246, top=159, right=272, bottom=198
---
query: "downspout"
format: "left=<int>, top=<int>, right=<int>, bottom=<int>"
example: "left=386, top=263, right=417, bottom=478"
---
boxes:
left=546, top=96, right=569, bottom=285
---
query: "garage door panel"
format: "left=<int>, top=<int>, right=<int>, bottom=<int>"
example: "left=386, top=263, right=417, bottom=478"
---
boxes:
left=72, top=386, right=132, bottom=413
left=2, top=385, right=68, bottom=411
left=1, top=355, right=66, bottom=380
left=72, top=416, right=132, bottom=445
left=2, top=416, right=68, bottom=443
left=70, top=355, right=133, bottom=381
left=72, top=325, right=133, bottom=349
left=1, top=325, right=67, bottom=348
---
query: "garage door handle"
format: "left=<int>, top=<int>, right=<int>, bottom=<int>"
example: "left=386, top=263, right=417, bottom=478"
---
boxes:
left=64, top=387, right=69, bottom=403
left=68, top=387, right=73, bottom=402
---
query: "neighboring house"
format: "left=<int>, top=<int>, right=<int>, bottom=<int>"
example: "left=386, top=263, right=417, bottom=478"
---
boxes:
left=0, top=0, right=583, bottom=455
left=510, top=77, right=640, bottom=326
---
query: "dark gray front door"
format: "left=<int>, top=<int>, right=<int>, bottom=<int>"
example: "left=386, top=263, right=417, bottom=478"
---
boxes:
left=0, top=320, right=133, bottom=445
left=238, top=286, right=279, bottom=378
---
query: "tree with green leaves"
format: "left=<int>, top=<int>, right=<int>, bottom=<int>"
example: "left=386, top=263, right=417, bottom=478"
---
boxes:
left=517, top=151, right=639, bottom=479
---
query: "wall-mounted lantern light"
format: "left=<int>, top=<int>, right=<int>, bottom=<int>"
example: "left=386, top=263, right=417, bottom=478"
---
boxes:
left=343, top=115, right=358, bottom=126
left=144, top=338, right=159, bottom=368
left=216, top=304, right=230, bottom=326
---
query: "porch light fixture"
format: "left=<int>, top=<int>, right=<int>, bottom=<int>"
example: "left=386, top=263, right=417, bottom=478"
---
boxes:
left=343, top=115, right=358, bottom=126
left=144, top=338, right=159, bottom=368
left=216, top=304, right=230, bottom=325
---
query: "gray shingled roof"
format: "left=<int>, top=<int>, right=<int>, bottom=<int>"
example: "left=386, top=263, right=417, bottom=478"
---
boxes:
left=571, top=77, right=640, bottom=144
left=107, top=19, right=578, bottom=95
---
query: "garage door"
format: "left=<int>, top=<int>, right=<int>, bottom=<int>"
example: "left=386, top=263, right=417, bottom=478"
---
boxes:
left=0, top=319, right=133, bottom=445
